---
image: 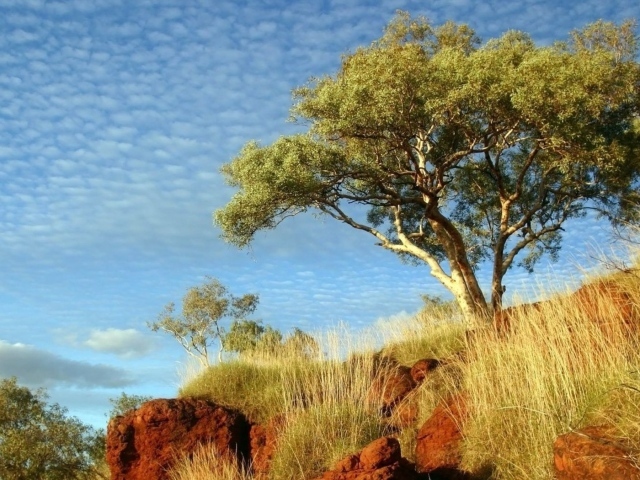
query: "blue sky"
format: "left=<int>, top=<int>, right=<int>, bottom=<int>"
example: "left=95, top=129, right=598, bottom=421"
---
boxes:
left=0, top=0, right=638, bottom=429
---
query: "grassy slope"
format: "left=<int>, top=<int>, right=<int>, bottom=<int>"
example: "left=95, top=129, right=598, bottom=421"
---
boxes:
left=174, top=268, right=640, bottom=480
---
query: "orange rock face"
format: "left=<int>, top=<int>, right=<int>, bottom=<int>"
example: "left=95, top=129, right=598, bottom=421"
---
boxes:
left=415, top=395, right=468, bottom=474
left=571, top=280, right=638, bottom=334
left=312, top=436, right=419, bottom=480
left=368, top=365, right=416, bottom=416
left=553, top=426, right=640, bottom=480
left=410, top=358, right=441, bottom=384
left=250, top=415, right=284, bottom=479
left=106, top=398, right=250, bottom=480
left=494, top=278, right=638, bottom=335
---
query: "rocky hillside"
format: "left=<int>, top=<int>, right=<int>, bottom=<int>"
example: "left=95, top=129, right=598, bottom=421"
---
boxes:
left=107, top=275, right=640, bottom=479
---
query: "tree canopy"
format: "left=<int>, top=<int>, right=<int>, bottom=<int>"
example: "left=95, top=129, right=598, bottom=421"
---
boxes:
left=107, top=392, right=152, bottom=418
left=222, top=319, right=283, bottom=355
left=0, top=377, right=105, bottom=480
left=215, top=13, right=640, bottom=321
left=148, top=277, right=259, bottom=365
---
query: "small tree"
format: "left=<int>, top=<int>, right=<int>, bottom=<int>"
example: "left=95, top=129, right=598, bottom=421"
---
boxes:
left=107, top=392, right=152, bottom=418
left=215, top=13, right=640, bottom=322
left=148, top=277, right=259, bottom=366
left=222, top=319, right=284, bottom=356
left=282, top=327, right=320, bottom=358
left=0, top=377, right=105, bottom=480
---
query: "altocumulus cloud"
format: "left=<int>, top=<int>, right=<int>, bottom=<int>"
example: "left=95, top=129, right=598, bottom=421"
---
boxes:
left=83, top=328, right=155, bottom=358
left=0, top=340, right=134, bottom=388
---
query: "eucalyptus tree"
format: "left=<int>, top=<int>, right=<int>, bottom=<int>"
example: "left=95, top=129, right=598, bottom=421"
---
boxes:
left=148, top=277, right=259, bottom=365
left=215, top=13, right=640, bottom=322
left=0, top=377, right=105, bottom=480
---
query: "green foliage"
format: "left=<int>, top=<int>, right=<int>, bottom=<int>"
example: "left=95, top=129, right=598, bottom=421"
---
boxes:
left=269, top=403, right=384, bottom=480
left=179, top=360, right=288, bottom=424
left=148, top=277, right=259, bottom=366
left=215, top=12, right=640, bottom=318
left=222, top=321, right=319, bottom=359
left=221, top=319, right=283, bottom=355
left=0, top=377, right=105, bottom=480
left=281, top=327, right=320, bottom=358
left=108, top=392, right=152, bottom=418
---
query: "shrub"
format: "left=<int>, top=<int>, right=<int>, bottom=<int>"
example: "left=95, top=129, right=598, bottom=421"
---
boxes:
left=0, top=377, right=105, bottom=480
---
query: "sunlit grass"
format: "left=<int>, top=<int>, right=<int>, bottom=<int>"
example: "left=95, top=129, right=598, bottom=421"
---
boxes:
left=168, top=444, right=251, bottom=480
left=176, top=262, right=640, bottom=480
left=459, top=276, right=640, bottom=479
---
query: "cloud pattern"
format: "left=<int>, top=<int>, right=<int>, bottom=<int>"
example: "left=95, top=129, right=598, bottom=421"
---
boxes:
left=0, top=340, right=134, bottom=388
left=0, top=0, right=637, bottom=427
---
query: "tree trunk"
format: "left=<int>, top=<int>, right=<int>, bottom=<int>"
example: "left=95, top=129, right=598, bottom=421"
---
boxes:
left=427, top=213, right=490, bottom=324
left=491, top=250, right=506, bottom=315
left=449, top=269, right=490, bottom=327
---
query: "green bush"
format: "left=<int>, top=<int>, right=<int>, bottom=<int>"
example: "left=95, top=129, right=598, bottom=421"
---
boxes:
left=269, top=403, right=384, bottom=480
left=0, top=377, right=105, bottom=480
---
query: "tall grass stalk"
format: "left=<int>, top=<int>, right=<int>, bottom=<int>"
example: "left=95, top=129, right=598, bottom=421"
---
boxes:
left=460, top=283, right=640, bottom=479
left=168, top=445, right=251, bottom=480
left=269, top=327, right=387, bottom=479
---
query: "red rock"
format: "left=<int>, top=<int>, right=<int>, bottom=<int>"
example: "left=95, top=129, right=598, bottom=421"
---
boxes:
left=368, top=365, right=416, bottom=416
left=106, top=398, right=250, bottom=480
left=389, top=396, right=419, bottom=429
left=415, top=394, right=468, bottom=474
left=494, top=279, right=638, bottom=335
left=571, top=280, right=637, bottom=335
left=553, top=426, right=640, bottom=479
left=334, top=454, right=360, bottom=473
left=359, top=437, right=402, bottom=470
left=250, top=415, right=284, bottom=478
left=312, top=437, right=418, bottom=480
left=410, top=358, right=441, bottom=383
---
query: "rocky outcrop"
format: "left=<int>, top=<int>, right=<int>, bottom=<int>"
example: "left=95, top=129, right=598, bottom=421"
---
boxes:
left=571, top=280, right=638, bottom=335
left=312, top=437, right=419, bottom=480
left=368, top=364, right=416, bottom=416
left=250, top=415, right=284, bottom=479
left=415, top=394, right=469, bottom=477
left=553, top=426, right=640, bottom=479
left=494, top=279, right=638, bottom=335
left=411, top=358, right=441, bottom=384
left=106, top=398, right=250, bottom=480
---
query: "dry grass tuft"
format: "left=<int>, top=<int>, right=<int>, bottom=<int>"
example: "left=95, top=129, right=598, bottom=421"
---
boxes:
left=459, top=278, right=640, bottom=479
left=176, top=263, right=640, bottom=480
left=168, top=444, right=251, bottom=480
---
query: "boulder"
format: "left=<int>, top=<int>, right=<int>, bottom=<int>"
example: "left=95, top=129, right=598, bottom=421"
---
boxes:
left=312, top=436, right=419, bottom=480
left=368, top=365, right=416, bottom=416
left=553, top=426, right=640, bottom=479
left=410, top=358, right=441, bottom=384
left=571, top=280, right=638, bottom=335
left=250, top=415, right=284, bottom=478
left=415, top=394, right=468, bottom=475
left=106, top=398, right=250, bottom=480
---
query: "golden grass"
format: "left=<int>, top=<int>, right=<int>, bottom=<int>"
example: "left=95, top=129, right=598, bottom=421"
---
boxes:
left=168, top=444, right=251, bottom=480
left=176, top=266, right=640, bottom=480
left=178, top=360, right=288, bottom=424
left=377, top=315, right=467, bottom=366
left=459, top=279, right=640, bottom=479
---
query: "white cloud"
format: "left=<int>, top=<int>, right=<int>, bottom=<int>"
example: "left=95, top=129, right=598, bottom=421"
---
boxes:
left=0, top=340, right=134, bottom=388
left=83, top=328, right=155, bottom=358
left=0, top=0, right=636, bottom=430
